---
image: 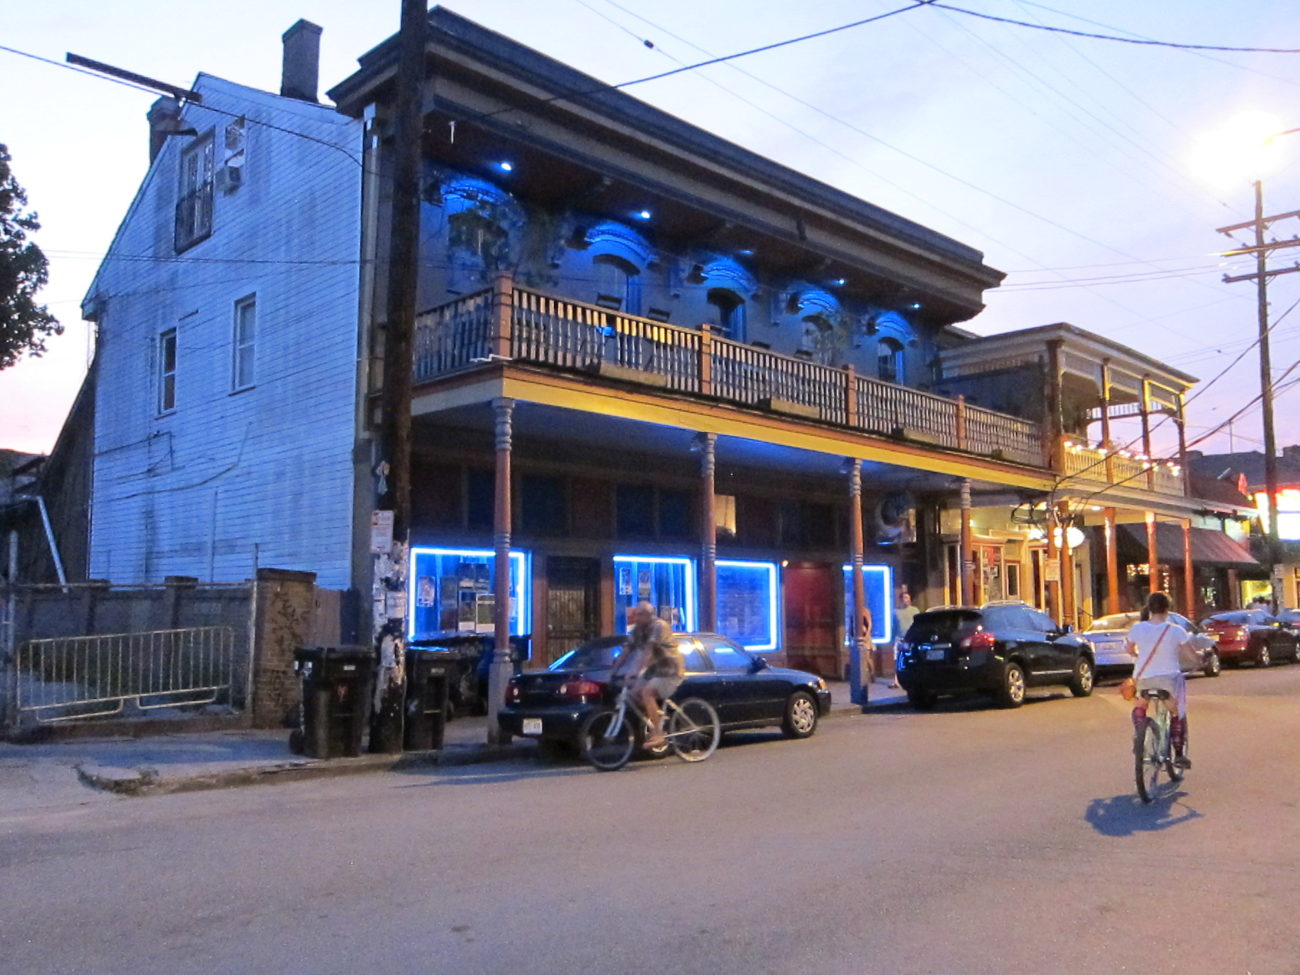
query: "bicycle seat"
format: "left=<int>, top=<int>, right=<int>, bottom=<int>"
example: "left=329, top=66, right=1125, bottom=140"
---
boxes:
left=1139, top=688, right=1172, bottom=700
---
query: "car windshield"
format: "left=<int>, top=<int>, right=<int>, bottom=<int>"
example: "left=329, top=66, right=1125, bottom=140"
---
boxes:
left=1088, top=614, right=1138, bottom=631
left=549, top=637, right=626, bottom=672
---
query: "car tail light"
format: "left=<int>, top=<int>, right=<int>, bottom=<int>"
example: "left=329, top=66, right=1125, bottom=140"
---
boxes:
left=557, top=678, right=603, bottom=700
left=506, top=680, right=522, bottom=704
left=960, top=629, right=997, bottom=651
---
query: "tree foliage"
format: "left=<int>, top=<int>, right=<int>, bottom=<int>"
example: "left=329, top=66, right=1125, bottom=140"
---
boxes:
left=0, top=144, right=61, bottom=370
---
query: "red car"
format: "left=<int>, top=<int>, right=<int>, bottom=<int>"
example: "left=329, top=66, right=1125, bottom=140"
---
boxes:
left=1200, top=610, right=1300, bottom=667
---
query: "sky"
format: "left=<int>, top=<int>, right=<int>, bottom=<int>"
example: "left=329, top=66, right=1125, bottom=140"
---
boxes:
left=4, top=0, right=1300, bottom=462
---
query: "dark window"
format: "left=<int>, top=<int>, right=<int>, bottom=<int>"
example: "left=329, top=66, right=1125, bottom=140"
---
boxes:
left=616, top=484, right=655, bottom=538
left=658, top=488, right=693, bottom=540
left=158, top=328, right=177, bottom=413
left=707, top=288, right=746, bottom=341
left=877, top=338, right=904, bottom=383
left=521, top=474, right=567, bottom=534
left=466, top=468, right=494, bottom=531
left=175, top=134, right=214, bottom=251
left=593, top=255, right=641, bottom=315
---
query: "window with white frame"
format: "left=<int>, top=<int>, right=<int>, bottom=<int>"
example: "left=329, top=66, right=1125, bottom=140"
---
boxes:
left=158, top=328, right=178, bottom=413
left=232, top=295, right=256, bottom=390
left=175, top=134, right=214, bottom=251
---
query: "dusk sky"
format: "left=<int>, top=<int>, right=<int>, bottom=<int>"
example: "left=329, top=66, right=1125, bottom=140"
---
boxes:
left=4, top=0, right=1300, bottom=460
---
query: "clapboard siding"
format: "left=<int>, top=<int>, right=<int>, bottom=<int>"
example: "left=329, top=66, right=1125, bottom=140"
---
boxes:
left=87, top=77, right=363, bottom=589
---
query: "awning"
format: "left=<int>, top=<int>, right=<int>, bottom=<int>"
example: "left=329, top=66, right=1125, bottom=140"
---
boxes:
left=1118, top=524, right=1260, bottom=569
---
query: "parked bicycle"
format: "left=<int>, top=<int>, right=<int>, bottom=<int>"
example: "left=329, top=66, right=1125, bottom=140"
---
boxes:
left=579, top=680, right=721, bottom=771
left=1134, top=687, right=1186, bottom=803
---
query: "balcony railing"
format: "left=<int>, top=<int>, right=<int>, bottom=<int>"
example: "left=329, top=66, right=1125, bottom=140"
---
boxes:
left=1061, top=442, right=1185, bottom=496
left=413, top=280, right=1067, bottom=473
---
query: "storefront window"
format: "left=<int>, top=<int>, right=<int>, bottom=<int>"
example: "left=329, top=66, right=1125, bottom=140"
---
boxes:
left=716, top=560, right=778, bottom=650
left=408, top=547, right=530, bottom=639
left=613, top=555, right=696, bottom=632
left=841, top=564, right=894, bottom=644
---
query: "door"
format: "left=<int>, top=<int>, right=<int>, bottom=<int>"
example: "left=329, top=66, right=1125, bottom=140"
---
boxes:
left=782, top=563, right=838, bottom=677
left=545, top=557, right=600, bottom=663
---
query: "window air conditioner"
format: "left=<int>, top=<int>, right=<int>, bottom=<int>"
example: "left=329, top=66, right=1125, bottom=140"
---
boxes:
left=216, top=164, right=243, bottom=194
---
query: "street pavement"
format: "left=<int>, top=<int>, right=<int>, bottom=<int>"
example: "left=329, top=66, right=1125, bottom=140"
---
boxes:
left=0, top=678, right=905, bottom=809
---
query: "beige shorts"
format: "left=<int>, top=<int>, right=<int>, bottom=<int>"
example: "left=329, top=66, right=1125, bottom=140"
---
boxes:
left=635, top=675, right=683, bottom=701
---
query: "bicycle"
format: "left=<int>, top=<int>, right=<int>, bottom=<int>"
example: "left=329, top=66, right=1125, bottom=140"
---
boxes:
left=579, top=681, right=721, bottom=771
left=1134, top=687, right=1186, bottom=803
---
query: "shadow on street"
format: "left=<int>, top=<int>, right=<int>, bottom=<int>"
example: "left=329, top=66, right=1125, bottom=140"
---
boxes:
left=1085, top=791, right=1203, bottom=836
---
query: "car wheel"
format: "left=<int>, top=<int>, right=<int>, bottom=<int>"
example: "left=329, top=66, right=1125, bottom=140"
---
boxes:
left=1203, top=650, right=1221, bottom=678
left=907, top=689, right=937, bottom=711
left=996, top=662, right=1026, bottom=708
left=1068, top=656, right=1094, bottom=697
left=1257, top=644, right=1271, bottom=668
left=781, top=690, right=820, bottom=739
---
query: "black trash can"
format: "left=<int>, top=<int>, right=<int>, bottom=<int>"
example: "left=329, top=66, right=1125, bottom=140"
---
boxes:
left=293, top=646, right=374, bottom=759
left=403, top=647, right=453, bottom=751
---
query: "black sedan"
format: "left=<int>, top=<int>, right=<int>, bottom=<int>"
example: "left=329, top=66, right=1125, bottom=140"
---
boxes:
left=498, top=633, right=831, bottom=752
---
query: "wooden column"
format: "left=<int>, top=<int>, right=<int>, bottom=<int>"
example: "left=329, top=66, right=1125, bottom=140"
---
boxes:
left=959, top=478, right=974, bottom=606
left=491, top=271, right=514, bottom=358
left=1045, top=509, right=1061, bottom=622
left=848, top=458, right=869, bottom=706
left=698, top=324, right=714, bottom=398
left=1140, top=376, right=1155, bottom=490
left=1046, top=338, right=1065, bottom=473
left=955, top=395, right=967, bottom=452
left=488, top=397, right=515, bottom=744
left=1103, top=507, right=1121, bottom=614
left=1100, top=358, right=1115, bottom=483
left=1058, top=502, right=1076, bottom=627
left=697, top=433, right=717, bottom=632
left=1145, top=511, right=1160, bottom=595
left=1182, top=520, right=1196, bottom=618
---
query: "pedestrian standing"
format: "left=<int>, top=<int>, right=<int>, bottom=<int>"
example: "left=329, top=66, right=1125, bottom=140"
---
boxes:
left=890, top=587, right=920, bottom=688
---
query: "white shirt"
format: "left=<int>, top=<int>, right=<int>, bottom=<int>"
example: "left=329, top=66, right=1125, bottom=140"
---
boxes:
left=1126, top=618, right=1189, bottom=679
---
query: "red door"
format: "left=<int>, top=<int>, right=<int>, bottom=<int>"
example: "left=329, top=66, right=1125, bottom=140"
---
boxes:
left=782, top=563, right=840, bottom=678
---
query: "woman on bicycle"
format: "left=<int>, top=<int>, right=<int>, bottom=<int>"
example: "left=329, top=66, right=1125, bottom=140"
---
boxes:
left=1125, top=591, right=1194, bottom=769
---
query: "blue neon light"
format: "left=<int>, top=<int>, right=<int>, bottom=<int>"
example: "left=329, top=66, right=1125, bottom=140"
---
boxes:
left=841, top=563, right=895, bottom=644
left=613, top=555, right=697, bottom=631
left=407, top=547, right=531, bottom=639
left=716, top=559, right=779, bottom=651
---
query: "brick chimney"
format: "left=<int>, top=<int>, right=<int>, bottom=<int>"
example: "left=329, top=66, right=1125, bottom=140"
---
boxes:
left=280, top=19, right=322, bottom=102
left=147, top=96, right=182, bottom=162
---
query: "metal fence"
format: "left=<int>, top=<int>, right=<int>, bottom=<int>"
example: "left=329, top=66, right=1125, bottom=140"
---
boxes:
left=13, top=626, right=236, bottom=725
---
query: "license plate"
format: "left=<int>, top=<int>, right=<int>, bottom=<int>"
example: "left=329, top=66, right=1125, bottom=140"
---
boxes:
left=522, top=718, right=543, bottom=735
left=926, top=649, right=946, bottom=661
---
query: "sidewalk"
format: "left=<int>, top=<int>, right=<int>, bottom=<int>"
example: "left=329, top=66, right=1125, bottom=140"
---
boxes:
left=0, top=679, right=907, bottom=808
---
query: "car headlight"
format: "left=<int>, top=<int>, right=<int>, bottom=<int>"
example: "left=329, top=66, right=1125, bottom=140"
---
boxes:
left=814, top=678, right=827, bottom=691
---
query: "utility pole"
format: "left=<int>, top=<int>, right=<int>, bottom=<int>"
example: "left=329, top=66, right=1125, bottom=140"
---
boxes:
left=1218, top=186, right=1300, bottom=614
left=369, top=0, right=426, bottom=753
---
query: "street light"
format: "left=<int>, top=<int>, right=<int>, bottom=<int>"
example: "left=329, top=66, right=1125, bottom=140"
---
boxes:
left=1208, top=116, right=1300, bottom=612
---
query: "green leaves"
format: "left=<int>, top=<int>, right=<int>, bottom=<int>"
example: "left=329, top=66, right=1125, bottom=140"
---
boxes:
left=0, top=144, right=61, bottom=370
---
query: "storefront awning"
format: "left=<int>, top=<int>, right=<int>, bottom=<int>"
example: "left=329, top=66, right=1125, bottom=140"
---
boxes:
left=1119, top=524, right=1260, bottom=569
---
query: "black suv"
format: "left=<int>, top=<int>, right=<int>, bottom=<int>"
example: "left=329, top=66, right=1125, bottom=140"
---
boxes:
left=896, top=601, right=1095, bottom=710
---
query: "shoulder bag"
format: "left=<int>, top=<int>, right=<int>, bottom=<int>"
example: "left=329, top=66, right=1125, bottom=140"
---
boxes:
left=1119, top=622, right=1169, bottom=701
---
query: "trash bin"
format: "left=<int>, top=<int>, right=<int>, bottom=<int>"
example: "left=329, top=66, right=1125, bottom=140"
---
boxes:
left=292, top=646, right=374, bottom=759
left=403, top=647, right=453, bottom=751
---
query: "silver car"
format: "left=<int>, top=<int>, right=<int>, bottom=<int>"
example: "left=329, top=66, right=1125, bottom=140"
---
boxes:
left=1084, top=611, right=1221, bottom=678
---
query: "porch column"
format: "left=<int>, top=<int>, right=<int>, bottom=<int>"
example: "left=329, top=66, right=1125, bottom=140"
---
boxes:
left=1182, top=520, right=1196, bottom=618
left=959, top=478, right=974, bottom=606
left=1140, top=376, right=1155, bottom=491
left=1100, top=358, right=1115, bottom=483
left=847, top=458, right=870, bottom=707
left=491, top=271, right=514, bottom=359
left=1046, top=338, right=1065, bottom=473
left=1058, top=502, right=1076, bottom=628
left=1176, top=391, right=1191, bottom=498
left=697, top=433, right=717, bottom=632
left=1104, top=507, right=1121, bottom=613
left=488, top=397, right=515, bottom=745
left=1145, top=511, right=1160, bottom=595
left=1045, top=508, right=1061, bottom=622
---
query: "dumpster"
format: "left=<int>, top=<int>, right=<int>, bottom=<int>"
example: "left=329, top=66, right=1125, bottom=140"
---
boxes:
left=292, top=646, right=374, bottom=759
left=403, top=647, right=453, bottom=750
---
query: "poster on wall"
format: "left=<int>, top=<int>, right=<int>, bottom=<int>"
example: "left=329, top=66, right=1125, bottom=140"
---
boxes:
left=417, top=577, right=436, bottom=609
left=638, top=569, right=652, bottom=600
left=618, top=566, right=632, bottom=596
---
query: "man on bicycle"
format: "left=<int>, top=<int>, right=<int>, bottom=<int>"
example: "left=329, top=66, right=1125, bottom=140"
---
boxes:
left=615, top=601, right=685, bottom=749
left=1125, top=591, right=1194, bottom=769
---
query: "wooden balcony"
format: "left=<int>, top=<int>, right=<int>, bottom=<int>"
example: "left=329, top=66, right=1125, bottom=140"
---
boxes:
left=413, top=280, right=1054, bottom=473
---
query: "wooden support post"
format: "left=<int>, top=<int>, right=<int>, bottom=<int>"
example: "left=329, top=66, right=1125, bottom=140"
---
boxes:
left=697, top=432, right=717, bottom=633
left=1182, top=520, right=1196, bottom=618
left=491, top=271, right=514, bottom=359
left=847, top=458, right=869, bottom=707
left=489, top=397, right=515, bottom=745
left=1145, top=511, right=1160, bottom=595
left=843, top=364, right=858, bottom=428
left=1104, top=507, right=1121, bottom=614
left=698, top=324, right=713, bottom=398
left=959, top=478, right=974, bottom=606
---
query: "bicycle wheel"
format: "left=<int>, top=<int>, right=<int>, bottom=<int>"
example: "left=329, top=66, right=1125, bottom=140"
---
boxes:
left=1134, top=719, right=1163, bottom=803
left=580, top=708, right=635, bottom=771
left=666, top=698, right=720, bottom=763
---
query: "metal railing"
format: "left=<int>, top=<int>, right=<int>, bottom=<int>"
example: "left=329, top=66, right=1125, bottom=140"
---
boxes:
left=411, top=282, right=1063, bottom=472
left=14, top=626, right=236, bottom=725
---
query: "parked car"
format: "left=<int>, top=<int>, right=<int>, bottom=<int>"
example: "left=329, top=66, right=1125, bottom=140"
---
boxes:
left=498, top=633, right=831, bottom=753
left=1200, top=610, right=1300, bottom=667
left=895, top=601, right=1094, bottom=710
left=1084, top=612, right=1220, bottom=679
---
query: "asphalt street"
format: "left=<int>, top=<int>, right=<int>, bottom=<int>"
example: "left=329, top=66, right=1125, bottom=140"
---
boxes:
left=1, top=666, right=1297, bottom=975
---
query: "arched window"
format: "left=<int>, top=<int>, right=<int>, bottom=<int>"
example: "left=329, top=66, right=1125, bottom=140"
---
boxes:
left=593, top=254, right=641, bottom=315
left=877, top=337, right=905, bottom=383
left=801, top=315, right=834, bottom=363
left=707, top=288, right=746, bottom=340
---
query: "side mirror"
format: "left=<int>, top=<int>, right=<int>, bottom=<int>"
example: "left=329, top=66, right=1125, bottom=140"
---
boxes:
left=1061, top=624, right=1075, bottom=634
left=749, top=656, right=769, bottom=673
